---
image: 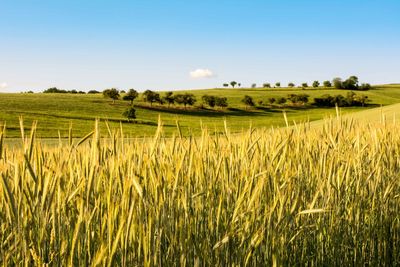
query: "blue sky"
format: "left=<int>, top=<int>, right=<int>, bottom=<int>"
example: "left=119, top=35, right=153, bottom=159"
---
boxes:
left=1, top=0, right=399, bottom=92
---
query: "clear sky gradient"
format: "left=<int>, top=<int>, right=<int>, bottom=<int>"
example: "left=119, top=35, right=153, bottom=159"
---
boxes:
left=1, top=0, right=399, bottom=92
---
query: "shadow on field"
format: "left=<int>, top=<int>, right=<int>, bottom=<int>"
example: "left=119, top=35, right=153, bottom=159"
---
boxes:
left=135, top=104, right=280, bottom=117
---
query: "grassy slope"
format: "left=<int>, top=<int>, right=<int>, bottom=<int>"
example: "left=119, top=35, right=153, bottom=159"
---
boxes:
left=1, top=85, right=400, bottom=138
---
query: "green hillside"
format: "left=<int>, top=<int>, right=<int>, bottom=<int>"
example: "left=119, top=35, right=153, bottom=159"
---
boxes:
left=1, top=85, right=400, bottom=138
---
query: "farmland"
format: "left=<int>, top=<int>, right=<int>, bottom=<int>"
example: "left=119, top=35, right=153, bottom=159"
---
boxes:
left=0, top=116, right=399, bottom=265
left=1, top=84, right=400, bottom=138
left=1, top=85, right=400, bottom=265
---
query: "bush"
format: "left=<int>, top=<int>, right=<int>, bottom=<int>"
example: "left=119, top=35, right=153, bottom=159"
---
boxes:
left=241, top=95, right=255, bottom=108
left=202, top=95, right=216, bottom=108
left=314, top=92, right=369, bottom=107
left=359, top=83, right=372, bottom=91
left=268, top=97, right=276, bottom=104
left=276, top=97, right=287, bottom=105
left=43, top=87, right=68, bottom=93
left=122, top=107, right=136, bottom=121
left=215, top=97, right=228, bottom=108
left=43, top=87, right=86, bottom=94
left=288, top=94, right=309, bottom=104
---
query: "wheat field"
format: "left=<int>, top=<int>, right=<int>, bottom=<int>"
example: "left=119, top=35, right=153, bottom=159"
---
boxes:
left=0, top=118, right=399, bottom=266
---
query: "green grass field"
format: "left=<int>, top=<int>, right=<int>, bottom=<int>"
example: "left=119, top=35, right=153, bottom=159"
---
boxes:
left=1, top=85, right=400, bottom=138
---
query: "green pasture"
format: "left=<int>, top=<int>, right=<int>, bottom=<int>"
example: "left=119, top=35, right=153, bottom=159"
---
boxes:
left=1, top=85, right=400, bottom=138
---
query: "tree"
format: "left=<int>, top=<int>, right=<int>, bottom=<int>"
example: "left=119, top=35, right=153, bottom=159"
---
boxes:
left=241, top=95, right=255, bottom=109
left=323, top=80, right=332, bottom=87
left=230, top=81, right=237, bottom=88
left=332, top=77, right=343, bottom=89
left=314, top=92, right=369, bottom=107
left=359, top=83, right=372, bottom=91
left=174, top=93, right=196, bottom=108
left=251, top=83, right=257, bottom=88
left=353, top=94, right=369, bottom=106
left=312, top=81, right=320, bottom=88
left=122, top=89, right=139, bottom=104
left=288, top=82, right=295, bottom=88
left=238, top=83, right=241, bottom=87
left=276, top=97, right=287, bottom=105
left=302, top=83, right=308, bottom=88
left=202, top=95, right=216, bottom=108
left=263, top=83, right=271, bottom=88
left=268, top=97, right=276, bottom=104
left=223, top=83, right=229, bottom=87
left=122, top=107, right=136, bottom=121
left=43, top=87, right=68, bottom=93
left=288, top=94, right=309, bottom=104
left=143, top=90, right=160, bottom=106
left=342, top=76, right=359, bottom=90
left=88, top=90, right=100, bottom=94
left=275, top=82, right=281, bottom=87
left=215, top=97, right=228, bottom=108
left=163, top=91, right=175, bottom=107
left=103, top=88, right=120, bottom=103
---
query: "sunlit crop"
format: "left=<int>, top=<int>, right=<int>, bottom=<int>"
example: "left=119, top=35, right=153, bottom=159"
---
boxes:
left=0, top=118, right=399, bottom=265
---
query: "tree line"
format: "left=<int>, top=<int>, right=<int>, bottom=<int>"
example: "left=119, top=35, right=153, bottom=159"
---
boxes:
left=225, top=75, right=372, bottom=90
left=241, top=92, right=369, bottom=108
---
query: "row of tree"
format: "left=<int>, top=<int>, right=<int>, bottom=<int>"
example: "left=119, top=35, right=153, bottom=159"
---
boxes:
left=141, top=90, right=197, bottom=108
left=43, top=87, right=86, bottom=94
left=226, top=76, right=372, bottom=90
left=202, top=95, right=228, bottom=108
left=223, top=81, right=241, bottom=88
left=314, top=92, right=368, bottom=107
left=242, top=92, right=369, bottom=108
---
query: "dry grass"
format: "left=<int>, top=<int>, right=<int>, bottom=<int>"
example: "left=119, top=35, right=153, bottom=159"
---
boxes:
left=0, top=118, right=399, bottom=266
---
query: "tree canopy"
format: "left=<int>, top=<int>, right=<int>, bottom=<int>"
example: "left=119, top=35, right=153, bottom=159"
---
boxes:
left=241, top=95, right=255, bottom=108
left=143, top=90, right=161, bottom=106
left=103, top=88, right=120, bottom=103
left=122, top=89, right=139, bottom=104
left=174, top=93, right=196, bottom=108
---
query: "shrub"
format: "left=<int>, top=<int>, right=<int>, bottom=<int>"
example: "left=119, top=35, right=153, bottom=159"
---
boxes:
left=215, top=97, right=228, bottom=108
left=276, top=97, right=287, bottom=105
left=202, top=95, right=216, bottom=108
left=241, top=95, right=255, bottom=108
left=288, top=94, right=309, bottom=104
left=268, top=97, right=276, bottom=104
left=122, top=107, right=136, bottom=121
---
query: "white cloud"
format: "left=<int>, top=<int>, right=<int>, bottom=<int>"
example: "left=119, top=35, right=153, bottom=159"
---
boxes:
left=0, top=82, right=8, bottom=89
left=190, top=69, right=215, bottom=79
